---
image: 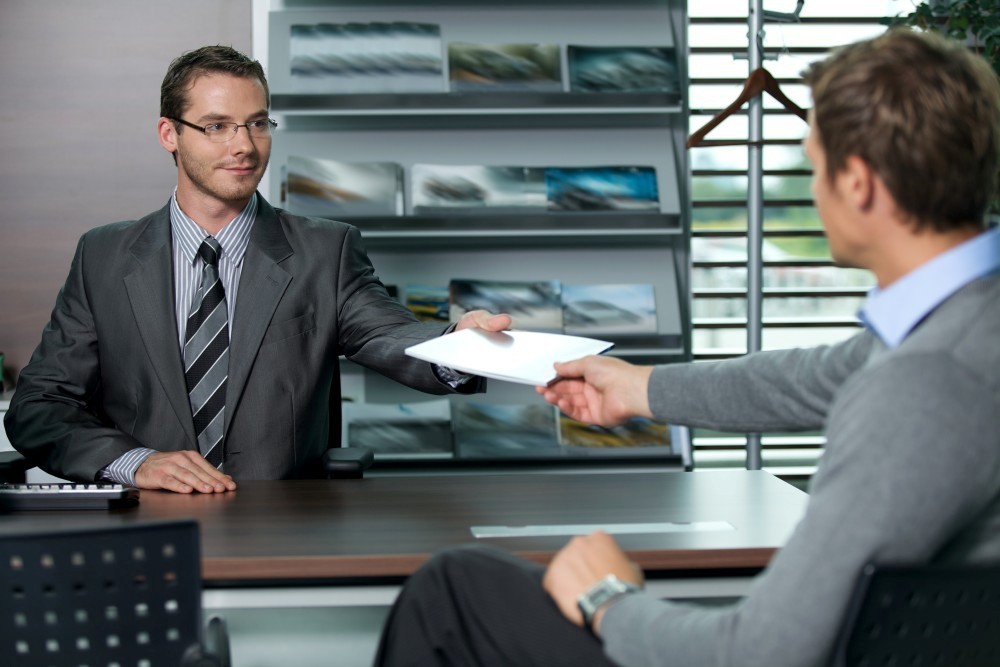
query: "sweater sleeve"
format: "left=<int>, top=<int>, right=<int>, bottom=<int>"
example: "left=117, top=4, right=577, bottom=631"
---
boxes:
left=600, top=351, right=1000, bottom=667
left=646, top=332, right=877, bottom=433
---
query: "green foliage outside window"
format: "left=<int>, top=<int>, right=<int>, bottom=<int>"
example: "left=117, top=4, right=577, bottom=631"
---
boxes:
left=886, top=0, right=1000, bottom=216
left=885, top=0, right=1000, bottom=76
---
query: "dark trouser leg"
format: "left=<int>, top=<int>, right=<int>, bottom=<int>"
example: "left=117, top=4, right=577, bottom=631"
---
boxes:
left=373, top=544, right=618, bottom=667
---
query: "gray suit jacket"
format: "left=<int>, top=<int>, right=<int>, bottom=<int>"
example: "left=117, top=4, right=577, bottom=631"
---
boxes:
left=5, top=196, right=480, bottom=480
left=601, top=273, right=1000, bottom=667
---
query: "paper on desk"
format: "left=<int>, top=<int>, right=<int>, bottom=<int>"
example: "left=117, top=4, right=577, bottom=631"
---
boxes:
left=405, top=329, right=613, bottom=386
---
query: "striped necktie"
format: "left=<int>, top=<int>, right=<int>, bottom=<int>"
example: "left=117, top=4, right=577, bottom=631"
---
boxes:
left=184, top=238, right=228, bottom=467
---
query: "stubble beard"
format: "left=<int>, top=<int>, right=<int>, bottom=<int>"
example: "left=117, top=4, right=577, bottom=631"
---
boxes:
left=179, top=151, right=268, bottom=205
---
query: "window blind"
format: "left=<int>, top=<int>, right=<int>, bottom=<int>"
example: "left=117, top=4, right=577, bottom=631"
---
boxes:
left=687, top=1, right=903, bottom=488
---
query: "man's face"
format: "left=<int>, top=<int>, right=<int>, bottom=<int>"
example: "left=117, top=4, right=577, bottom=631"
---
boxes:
left=172, top=73, right=271, bottom=206
left=804, top=117, right=863, bottom=268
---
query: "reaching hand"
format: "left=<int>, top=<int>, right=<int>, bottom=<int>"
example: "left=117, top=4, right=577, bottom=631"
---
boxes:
left=134, top=450, right=237, bottom=494
left=542, top=530, right=644, bottom=632
left=454, top=309, right=512, bottom=333
left=537, top=355, right=654, bottom=427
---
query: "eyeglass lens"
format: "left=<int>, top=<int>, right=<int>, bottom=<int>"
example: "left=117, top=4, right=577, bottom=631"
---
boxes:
left=205, top=121, right=274, bottom=142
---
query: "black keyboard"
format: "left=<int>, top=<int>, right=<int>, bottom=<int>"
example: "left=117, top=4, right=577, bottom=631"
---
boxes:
left=0, top=483, right=140, bottom=511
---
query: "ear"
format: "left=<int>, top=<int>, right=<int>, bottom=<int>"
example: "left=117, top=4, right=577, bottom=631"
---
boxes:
left=838, top=155, right=876, bottom=212
left=157, top=117, right=178, bottom=155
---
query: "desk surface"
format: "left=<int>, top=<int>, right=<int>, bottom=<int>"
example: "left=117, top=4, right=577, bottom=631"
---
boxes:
left=0, top=470, right=806, bottom=584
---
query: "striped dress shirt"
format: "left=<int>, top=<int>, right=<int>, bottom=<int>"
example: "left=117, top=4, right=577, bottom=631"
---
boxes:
left=100, top=193, right=257, bottom=485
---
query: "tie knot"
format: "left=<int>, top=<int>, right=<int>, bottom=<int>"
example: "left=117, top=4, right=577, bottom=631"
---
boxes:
left=198, top=238, right=222, bottom=267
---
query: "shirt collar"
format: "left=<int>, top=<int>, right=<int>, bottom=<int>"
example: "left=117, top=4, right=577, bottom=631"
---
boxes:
left=859, top=226, right=1000, bottom=347
left=169, top=191, right=258, bottom=266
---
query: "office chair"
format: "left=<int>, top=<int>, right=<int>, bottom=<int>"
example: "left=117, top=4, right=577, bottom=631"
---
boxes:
left=1, top=520, right=231, bottom=667
left=0, top=451, right=29, bottom=483
left=831, top=562, right=1000, bottom=667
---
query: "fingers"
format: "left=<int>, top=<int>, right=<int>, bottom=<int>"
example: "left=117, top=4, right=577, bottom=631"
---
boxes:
left=555, top=394, right=598, bottom=423
left=536, top=358, right=592, bottom=405
left=552, top=357, right=589, bottom=378
left=483, top=312, right=512, bottom=331
left=537, top=373, right=605, bottom=424
left=536, top=378, right=586, bottom=403
left=454, top=309, right=512, bottom=332
left=135, top=450, right=237, bottom=494
left=540, top=357, right=654, bottom=424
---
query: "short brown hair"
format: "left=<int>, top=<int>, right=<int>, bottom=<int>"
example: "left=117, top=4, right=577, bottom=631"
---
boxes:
left=804, top=28, right=1000, bottom=232
left=160, top=45, right=270, bottom=121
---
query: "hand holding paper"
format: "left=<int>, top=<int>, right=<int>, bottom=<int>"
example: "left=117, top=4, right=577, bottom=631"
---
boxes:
left=537, top=355, right=655, bottom=427
left=405, top=329, right=613, bottom=387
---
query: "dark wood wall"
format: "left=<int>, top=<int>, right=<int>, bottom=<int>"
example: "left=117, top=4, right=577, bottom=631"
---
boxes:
left=0, top=1, right=252, bottom=388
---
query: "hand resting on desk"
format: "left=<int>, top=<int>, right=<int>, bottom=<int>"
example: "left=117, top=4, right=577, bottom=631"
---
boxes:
left=135, top=450, right=236, bottom=494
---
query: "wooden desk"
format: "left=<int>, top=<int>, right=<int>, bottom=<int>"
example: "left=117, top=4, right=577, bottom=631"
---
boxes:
left=1, top=469, right=806, bottom=583
left=1, top=470, right=807, bottom=667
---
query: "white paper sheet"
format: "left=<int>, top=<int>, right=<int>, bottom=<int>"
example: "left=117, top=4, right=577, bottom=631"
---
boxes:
left=405, top=329, right=613, bottom=386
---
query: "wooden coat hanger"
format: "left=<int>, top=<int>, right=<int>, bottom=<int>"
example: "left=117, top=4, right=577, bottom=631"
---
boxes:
left=687, top=67, right=809, bottom=148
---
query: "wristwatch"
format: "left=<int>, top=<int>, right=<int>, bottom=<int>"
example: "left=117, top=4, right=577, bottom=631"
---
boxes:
left=578, top=574, right=641, bottom=632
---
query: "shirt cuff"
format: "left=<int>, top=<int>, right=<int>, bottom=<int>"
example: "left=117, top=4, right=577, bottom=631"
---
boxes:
left=97, top=447, right=157, bottom=486
left=432, top=322, right=474, bottom=388
left=432, top=363, right=474, bottom=388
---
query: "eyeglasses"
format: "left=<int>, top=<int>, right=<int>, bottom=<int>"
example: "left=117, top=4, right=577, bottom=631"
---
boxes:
left=169, top=117, right=278, bottom=143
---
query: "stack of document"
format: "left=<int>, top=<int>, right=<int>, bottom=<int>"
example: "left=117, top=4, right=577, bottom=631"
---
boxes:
left=405, top=329, right=613, bottom=386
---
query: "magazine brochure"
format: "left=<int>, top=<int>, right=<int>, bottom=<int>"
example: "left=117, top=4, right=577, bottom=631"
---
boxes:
left=448, top=43, right=561, bottom=92
left=285, top=156, right=403, bottom=217
left=449, top=278, right=563, bottom=333
left=545, top=166, right=660, bottom=212
left=289, top=22, right=445, bottom=93
left=568, top=46, right=679, bottom=94
left=562, top=283, right=658, bottom=336
left=412, top=164, right=547, bottom=212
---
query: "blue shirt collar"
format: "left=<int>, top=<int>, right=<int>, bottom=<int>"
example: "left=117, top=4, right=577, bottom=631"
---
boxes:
left=859, top=226, right=1000, bottom=347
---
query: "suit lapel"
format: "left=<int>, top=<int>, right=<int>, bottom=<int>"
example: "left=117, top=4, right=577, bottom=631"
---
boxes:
left=123, top=204, right=197, bottom=447
left=226, top=198, right=293, bottom=432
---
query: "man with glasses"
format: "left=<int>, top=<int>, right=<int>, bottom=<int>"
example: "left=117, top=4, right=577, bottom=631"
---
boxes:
left=373, top=28, right=1000, bottom=667
left=5, top=45, right=509, bottom=493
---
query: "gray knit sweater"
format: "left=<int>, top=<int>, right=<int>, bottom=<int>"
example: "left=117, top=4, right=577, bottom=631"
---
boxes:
left=600, top=273, right=1000, bottom=667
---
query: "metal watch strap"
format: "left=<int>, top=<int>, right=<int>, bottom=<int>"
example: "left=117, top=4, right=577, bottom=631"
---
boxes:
left=577, top=574, right=641, bottom=633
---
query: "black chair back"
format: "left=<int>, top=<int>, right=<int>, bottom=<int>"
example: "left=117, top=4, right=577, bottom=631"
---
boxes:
left=0, top=519, right=221, bottom=667
left=833, top=562, right=1000, bottom=667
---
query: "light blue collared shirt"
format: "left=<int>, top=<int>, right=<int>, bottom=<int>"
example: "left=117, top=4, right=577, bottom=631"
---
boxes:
left=859, top=226, right=1000, bottom=348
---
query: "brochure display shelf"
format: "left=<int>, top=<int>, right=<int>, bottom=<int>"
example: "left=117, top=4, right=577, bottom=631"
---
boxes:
left=255, top=0, right=693, bottom=470
left=335, top=213, right=682, bottom=250
left=272, top=91, right=682, bottom=116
